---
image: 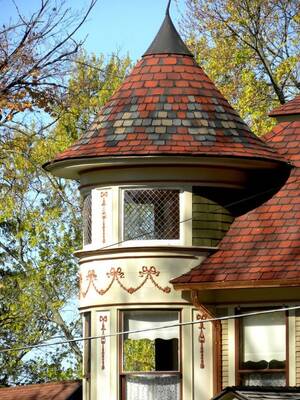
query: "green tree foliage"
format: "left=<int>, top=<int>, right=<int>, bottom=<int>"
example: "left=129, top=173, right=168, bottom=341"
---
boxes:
left=124, top=339, right=155, bottom=372
left=181, top=0, right=300, bottom=134
left=0, top=52, right=131, bottom=385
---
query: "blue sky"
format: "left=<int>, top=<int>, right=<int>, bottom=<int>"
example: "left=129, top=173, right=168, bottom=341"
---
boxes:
left=1, top=0, right=186, bottom=61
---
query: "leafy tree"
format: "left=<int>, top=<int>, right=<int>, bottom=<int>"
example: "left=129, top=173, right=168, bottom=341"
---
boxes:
left=0, top=52, right=131, bottom=385
left=124, top=339, right=155, bottom=372
left=0, top=0, right=96, bottom=125
left=180, top=0, right=300, bottom=134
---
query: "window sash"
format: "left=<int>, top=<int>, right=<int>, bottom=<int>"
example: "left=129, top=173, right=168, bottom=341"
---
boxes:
left=124, top=311, right=179, bottom=341
left=121, top=310, right=180, bottom=375
left=241, top=312, right=286, bottom=363
left=237, top=310, right=288, bottom=387
left=123, top=189, right=180, bottom=241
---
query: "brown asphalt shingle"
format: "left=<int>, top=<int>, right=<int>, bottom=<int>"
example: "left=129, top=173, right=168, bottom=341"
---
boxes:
left=0, top=380, right=82, bottom=400
left=212, top=386, right=300, bottom=400
left=269, top=95, right=300, bottom=117
left=172, top=120, right=300, bottom=287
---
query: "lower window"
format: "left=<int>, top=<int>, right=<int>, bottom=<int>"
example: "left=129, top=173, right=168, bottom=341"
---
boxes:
left=237, top=309, right=287, bottom=386
left=120, top=310, right=180, bottom=400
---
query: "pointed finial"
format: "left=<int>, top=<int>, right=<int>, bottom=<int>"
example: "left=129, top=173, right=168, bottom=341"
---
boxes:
left=166, top=0, right=172, bottom=15
left=143, top=0, right=193, bottom=57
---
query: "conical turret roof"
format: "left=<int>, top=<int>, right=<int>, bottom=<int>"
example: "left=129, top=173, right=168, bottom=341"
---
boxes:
left=45, top=4, right=288, bottom=178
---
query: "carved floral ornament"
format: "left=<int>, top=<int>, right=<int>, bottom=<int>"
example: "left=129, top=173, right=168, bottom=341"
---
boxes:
left=197, top=312, right=207, bottom=369
left=100, top=191, right=108, bottom=244
left=99, top=315, right=107, bottom=370
left=79, top=266, right=171, bottom=298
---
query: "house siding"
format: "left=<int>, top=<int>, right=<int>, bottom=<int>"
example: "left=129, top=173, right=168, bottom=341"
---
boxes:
left=192, top=190, right=234, bottom=247
left=296, top=309, right=300, bottom=385
left=221, top=318, right=229, bottom=389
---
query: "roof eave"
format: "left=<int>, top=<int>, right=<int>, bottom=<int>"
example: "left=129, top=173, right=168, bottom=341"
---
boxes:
left=268, top=113, right=300, bottom=122
left=172, top=278, right=300, bottom=291
left=43, top=153, right=290, bottom=180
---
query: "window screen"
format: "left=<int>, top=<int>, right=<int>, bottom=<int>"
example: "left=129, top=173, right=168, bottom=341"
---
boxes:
left=123, top=189, right=180, bottom=241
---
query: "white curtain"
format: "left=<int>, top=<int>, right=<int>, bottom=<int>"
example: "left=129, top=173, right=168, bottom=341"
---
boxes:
left=126, top=375, right=180, bottom=400
left=243, top=372, right=286, bottom=386
left=125, top=311, right=179, bottom=340
left=242, top=312, right=285, bottom=362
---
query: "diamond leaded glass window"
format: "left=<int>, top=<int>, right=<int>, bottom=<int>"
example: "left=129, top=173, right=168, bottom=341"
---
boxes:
left=123, top=189, right=180, bottom=241
left=82, top=194, right=92, bottom=245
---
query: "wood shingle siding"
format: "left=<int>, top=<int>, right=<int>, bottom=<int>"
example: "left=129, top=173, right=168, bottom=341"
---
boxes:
left=221, top=318, right=229, bottom=389
left=296, top=309, right=300, bottom=385
left=192, top=190, right=233, bottom=247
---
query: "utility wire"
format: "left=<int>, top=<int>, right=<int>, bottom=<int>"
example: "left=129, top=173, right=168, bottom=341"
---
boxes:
left=1, top=172, right=297, bottom=354
left=97, top=179, right=291, bottom=251
left=1, top=305, right=299, bottom=354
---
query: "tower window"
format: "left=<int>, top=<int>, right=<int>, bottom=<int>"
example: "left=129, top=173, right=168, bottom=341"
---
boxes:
left=120, top=310, right=180, bottom=400
left=123, top=189, right=180, bottom=241
left=237, top=310, right=287, bottom=386
left=82, top=194, right=92, bottom=245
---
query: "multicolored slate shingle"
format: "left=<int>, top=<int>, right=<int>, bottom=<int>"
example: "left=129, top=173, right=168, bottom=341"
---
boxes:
left=47, top=5, right=287, bottom=167
left=51, top=53, right=285, bottom=164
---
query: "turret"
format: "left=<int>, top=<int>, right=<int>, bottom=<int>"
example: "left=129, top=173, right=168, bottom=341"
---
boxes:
left=44, top=2, right=290, bottom=400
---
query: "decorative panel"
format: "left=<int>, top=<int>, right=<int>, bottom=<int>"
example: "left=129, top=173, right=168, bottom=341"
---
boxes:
left=98, top=189, right=113, bottom=247
left=97, top=311, right=110, bottom=399
left=79, top=266, right=171, bottom=300
left=192, top=309, right=213, bottom=399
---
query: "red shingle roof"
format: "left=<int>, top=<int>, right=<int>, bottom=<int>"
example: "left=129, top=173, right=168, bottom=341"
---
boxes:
left=51, top=54, right=284, bottom=164
left=0, top=380, right=81, bottom=400
left=171, top=121, right=300, bottom=288
left=269, top=95, right=300, bottom=117
left=212, top=386, right=300, bottom=400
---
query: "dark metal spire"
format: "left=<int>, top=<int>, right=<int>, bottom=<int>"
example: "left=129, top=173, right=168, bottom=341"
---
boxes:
left=166, top=0, right=171, bottom=15
left=143, top=0, right=193, bottom=57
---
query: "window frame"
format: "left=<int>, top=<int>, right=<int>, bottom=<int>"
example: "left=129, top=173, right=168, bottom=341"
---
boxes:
left=119, top=308, right=182, bottom=400
left=235, top=308, right=289, bottom=386
left=120, top=187, right=183, bottom=246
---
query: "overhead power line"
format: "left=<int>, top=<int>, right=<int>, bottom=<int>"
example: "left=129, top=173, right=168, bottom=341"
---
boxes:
left=98, top=178, right=296, bottom=251
left=1, top=305, right=299, bottom=354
